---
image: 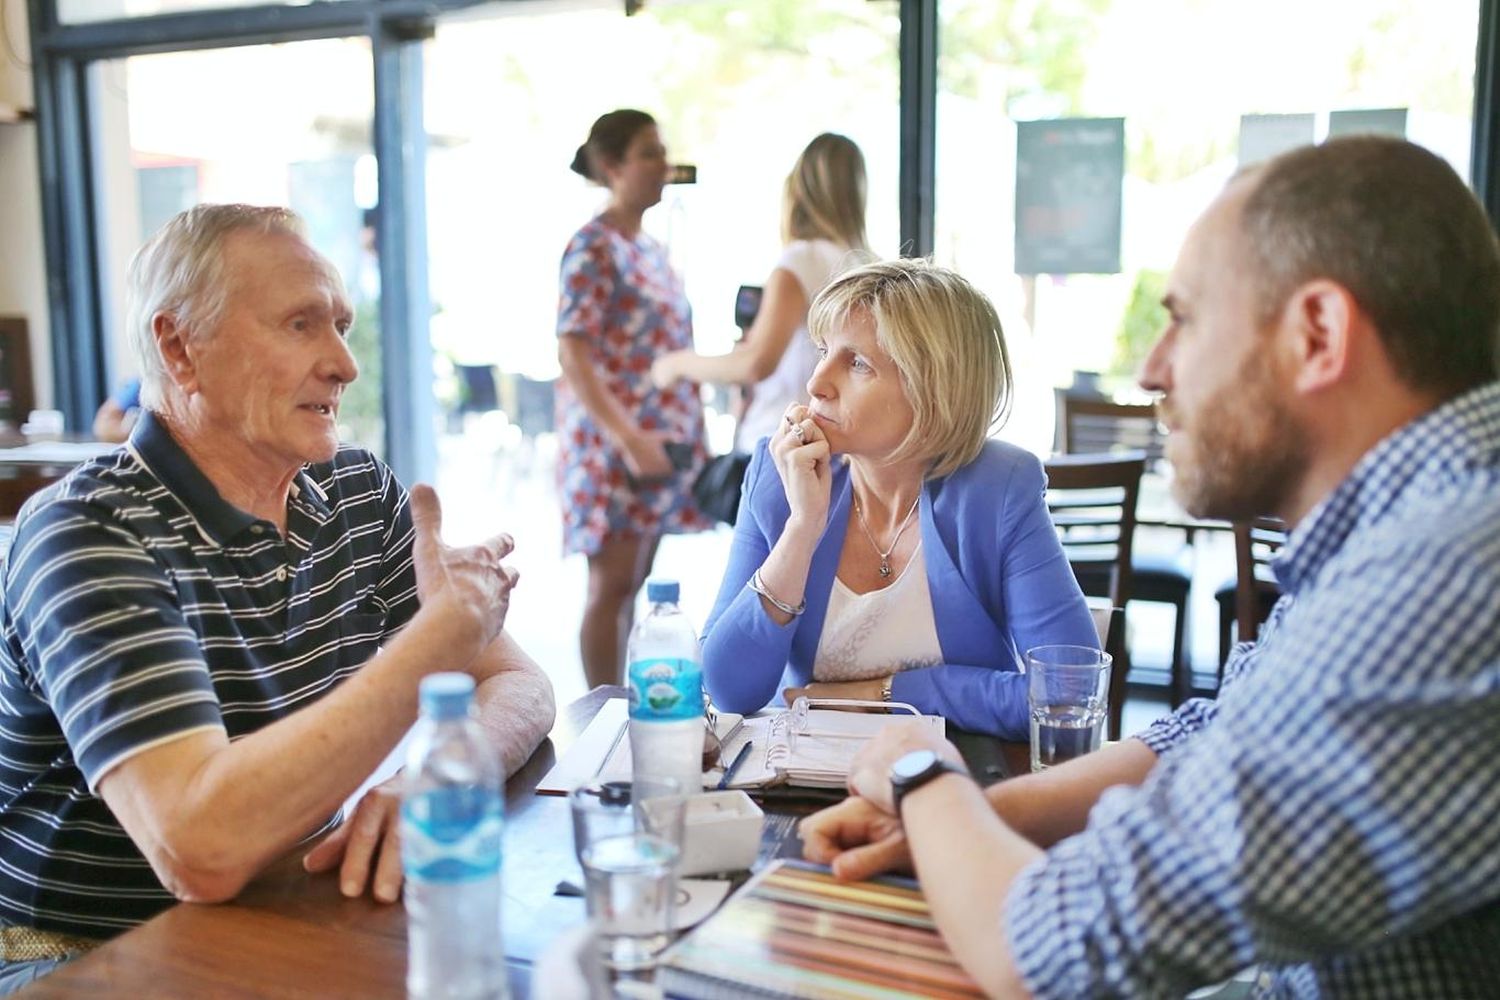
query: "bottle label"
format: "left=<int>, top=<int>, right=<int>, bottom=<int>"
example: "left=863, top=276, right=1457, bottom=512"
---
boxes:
left=627, top=657, right=704, bottom=722
left=401, top=789, right=503, bottom=884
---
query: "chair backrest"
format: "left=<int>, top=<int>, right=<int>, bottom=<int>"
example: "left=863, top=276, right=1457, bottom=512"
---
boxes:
left=1056, top=392, right=1165, bottom=465
left=1043, top=451, right=1146, bottom=611
left=1046, top=451, right=1144, bottom=742
left=456, top=364, right=500, bottom=414
left=512, top=375, right=556, bottom=437
left=1085, top=597, right=1128, bottom=741
left=1233, top=517, right=1287, bottom=644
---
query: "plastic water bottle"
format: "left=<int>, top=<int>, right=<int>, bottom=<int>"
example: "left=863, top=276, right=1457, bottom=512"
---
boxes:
left=627, top=579, right=704, bottom=796
left=402, top=673, right=507, bottom=1000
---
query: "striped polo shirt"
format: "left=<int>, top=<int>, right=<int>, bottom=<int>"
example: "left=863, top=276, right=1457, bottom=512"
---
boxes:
left=0, top=410, right=419, bottom=938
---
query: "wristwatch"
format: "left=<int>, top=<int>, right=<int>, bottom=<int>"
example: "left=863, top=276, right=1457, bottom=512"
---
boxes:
left=889, top=749, right=970, bottom=818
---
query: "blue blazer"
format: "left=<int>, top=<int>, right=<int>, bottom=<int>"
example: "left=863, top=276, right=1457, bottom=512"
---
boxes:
left=701, top=439, right=1098, bottom=739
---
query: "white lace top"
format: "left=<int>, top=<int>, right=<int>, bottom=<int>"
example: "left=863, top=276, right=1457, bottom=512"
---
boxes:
left=812, top=541, right=944, bottom=682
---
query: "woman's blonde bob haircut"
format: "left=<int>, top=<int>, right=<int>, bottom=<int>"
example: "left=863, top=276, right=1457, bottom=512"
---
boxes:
left=808, top=258, right=1012, bottom=479
left=781, top=133, right=868, bottom=251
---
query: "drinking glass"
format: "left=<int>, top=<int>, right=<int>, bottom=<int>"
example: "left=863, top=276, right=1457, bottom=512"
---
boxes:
left=568, top=777, right=686, bottom=971
left=1025, top=645, right=1112, bottom=773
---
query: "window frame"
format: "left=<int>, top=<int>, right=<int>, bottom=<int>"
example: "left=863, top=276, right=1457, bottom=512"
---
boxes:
left=26, top=0, right=1499, bottom=479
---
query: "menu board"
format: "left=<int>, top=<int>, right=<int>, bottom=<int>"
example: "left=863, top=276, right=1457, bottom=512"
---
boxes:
left=1328, top=108, right=1407, bottom=139
left=1238, top=113, right=1315, bottom=167
left=1014, top=118, right=1125, bottom=275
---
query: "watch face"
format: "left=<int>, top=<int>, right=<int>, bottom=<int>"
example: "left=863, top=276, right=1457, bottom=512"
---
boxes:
left=891, top=749, right=939, bottom=782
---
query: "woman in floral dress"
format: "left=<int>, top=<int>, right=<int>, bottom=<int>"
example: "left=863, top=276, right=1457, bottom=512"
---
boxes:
left=556, top=108, right=710, bottom=688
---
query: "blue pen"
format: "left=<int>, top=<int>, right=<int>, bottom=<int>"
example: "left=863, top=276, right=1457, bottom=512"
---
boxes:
left=716, top=740, right=754, bottom=790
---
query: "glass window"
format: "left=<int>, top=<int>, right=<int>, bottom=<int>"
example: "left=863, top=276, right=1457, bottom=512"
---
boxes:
left=58, top=0, right=353, bottom=25
left=91, top=38, right=383, bottom=452
left=422, top=0, right=900, bottom=703
left=935, top=0, right=1481, bottom=455
left=422, top=0, right=899, bottom=511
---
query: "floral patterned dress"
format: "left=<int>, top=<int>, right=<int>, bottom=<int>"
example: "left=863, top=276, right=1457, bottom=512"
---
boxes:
left=555, top=217, right=710, bottom=556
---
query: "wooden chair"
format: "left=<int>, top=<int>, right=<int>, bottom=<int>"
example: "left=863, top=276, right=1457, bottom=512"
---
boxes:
left=1086, top=598, right=1127, bottom=740
left=1055, top=392, right=1166, bottom=465
left=1044, top=451, right=1144, bottom=741
left=0, top=468, right=69, bottom=520
left=1215, top=517, right=1287, bottom=681
left=1056, top=392, right=1195, bottom=706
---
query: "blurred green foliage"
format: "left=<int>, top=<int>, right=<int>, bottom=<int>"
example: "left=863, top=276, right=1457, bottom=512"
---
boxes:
left=1111, top=269, right=1167, bottom=379
left=341, top=297, right=385, bottom=458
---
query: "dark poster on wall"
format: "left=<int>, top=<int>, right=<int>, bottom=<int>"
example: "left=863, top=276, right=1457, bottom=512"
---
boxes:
left=1014, top=118, right=1125, bottom=275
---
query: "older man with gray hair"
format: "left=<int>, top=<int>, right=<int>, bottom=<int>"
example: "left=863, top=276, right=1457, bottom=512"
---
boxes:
left=0, top=205, right=555, bottom=991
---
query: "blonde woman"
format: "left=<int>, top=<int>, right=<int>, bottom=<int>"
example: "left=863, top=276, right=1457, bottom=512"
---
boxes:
left=652, top=133, right=870, bottom=452
left=700, top=259, right=1096, bottom=739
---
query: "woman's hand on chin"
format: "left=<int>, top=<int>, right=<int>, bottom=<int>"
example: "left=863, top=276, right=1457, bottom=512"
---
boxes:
left=773, top=403, right=832, bottom=531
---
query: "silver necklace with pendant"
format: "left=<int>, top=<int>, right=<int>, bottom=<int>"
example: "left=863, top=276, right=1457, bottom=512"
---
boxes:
left=852, top=491, right=921, bottom=578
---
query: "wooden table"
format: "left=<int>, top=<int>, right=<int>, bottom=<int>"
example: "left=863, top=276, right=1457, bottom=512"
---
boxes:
left=17, top=689, right=1023, bottom=998
left=0, top=440, right=113, bottom=519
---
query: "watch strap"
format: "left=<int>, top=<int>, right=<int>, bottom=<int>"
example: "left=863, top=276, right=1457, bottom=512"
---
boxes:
left=892, top=759, right=970, bottom=819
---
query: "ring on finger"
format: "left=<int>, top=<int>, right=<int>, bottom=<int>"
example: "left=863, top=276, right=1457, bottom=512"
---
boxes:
left=791, top=422, right=807, bottom=443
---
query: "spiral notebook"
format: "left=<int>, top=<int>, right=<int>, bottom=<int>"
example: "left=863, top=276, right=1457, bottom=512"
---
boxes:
left=537, top=698, right=944, bottom=794
left=712, top=698, right=944, bottom=790
left=657, top=859, right=984, bottom=999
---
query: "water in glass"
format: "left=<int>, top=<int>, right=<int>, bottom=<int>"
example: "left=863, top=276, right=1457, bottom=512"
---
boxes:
left=581, top=832, right=680, bottom=970
left=1029, top=703, right=1105, bottom=772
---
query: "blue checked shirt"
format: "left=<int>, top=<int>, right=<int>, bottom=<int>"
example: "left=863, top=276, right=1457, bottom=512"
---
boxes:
left=1007, top=381, right=1500, bottom=998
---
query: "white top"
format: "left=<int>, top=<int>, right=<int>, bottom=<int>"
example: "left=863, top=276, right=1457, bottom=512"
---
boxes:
left=736, top=238, right=854, bottom=451
left=812, top=541, right=944, bottom=682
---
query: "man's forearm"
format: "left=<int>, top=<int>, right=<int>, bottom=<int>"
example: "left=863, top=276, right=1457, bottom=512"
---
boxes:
left=987, top=738, right=1158, bottom=847
left=471, top=631, right=557, bottom=775
left=902, top=774, right=1041, bottom=998
left=100, top=603, right=486, bottom=898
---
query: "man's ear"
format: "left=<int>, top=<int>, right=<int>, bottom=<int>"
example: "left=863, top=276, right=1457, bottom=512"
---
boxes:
left=1280, top=279, right=1356, bottom=395
left=153, top=312, right=199, bottom=395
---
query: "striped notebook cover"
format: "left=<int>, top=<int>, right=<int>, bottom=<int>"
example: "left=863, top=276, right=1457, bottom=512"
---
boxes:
left=657, top=860, right=983, bottom=999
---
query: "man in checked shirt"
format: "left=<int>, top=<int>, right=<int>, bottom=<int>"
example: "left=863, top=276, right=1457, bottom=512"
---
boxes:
left=801, top=135, right=1500, bottom=998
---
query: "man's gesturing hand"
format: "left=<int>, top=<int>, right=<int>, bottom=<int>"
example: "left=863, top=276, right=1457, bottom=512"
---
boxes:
left=409, top=484, right=520, bottom=662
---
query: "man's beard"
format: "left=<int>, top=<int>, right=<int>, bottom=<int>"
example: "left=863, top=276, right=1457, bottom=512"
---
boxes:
left=1162, top=359, right=1307, bottom=523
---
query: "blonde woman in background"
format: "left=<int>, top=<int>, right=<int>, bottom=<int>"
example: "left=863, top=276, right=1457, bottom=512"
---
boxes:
left=652, top=133, right=870, bottom=452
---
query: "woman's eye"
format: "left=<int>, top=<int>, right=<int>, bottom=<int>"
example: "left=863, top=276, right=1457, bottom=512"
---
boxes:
left=815, top=345, right=828, bottom=359
left=850, top=356, right=872, bottom=373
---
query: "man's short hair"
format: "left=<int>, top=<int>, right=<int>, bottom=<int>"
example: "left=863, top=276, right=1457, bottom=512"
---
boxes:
left=1241, top=136, right=1500, bottom=396
left=125, top=204, right=307, bottom=411
left=808, top=257, right=1013, bottom=479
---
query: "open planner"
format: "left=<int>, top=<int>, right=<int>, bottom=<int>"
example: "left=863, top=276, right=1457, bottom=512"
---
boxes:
left=537, top=697, right=946, bottom=794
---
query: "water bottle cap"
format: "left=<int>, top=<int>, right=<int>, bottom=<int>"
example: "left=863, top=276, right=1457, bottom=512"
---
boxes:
left=646, top=579, right=679, bottom=604
left=419, top=672, right=475, bottom=719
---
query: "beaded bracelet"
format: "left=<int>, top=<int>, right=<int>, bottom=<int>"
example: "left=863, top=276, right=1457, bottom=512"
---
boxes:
left=748, top=569, right=806, bottom=617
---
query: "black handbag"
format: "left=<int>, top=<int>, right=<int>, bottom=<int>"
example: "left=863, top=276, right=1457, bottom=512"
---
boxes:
left=692, top=451, right=751, bottom=526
